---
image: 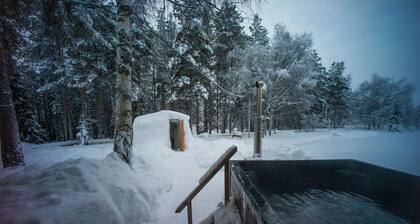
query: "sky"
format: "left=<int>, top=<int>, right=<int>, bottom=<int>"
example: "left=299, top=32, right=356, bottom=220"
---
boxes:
left=244, top=0, right=420, bottom=103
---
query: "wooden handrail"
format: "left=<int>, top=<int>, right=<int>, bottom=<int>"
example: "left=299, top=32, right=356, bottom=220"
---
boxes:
left=175, top=145, right=238, bottom=224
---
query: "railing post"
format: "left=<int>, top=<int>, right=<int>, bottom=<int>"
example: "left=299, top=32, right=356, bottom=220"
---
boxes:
left=187, top=202, right=192, bottom=224
left=224, top=162, right=230, bottom=204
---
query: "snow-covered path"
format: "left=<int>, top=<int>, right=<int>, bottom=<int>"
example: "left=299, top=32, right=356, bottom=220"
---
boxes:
left=1, top=124, right=419, bottom=224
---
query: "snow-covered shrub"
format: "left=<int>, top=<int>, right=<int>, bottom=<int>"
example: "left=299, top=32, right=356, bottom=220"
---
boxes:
left=77, top=119, right=92, bottom=145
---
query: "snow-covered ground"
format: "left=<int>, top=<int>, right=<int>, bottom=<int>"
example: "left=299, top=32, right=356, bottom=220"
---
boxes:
left=0, top=111, right=419, bottom=224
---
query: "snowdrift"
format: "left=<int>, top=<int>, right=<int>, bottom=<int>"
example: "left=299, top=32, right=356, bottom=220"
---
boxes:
left=0, top=153, right=154, bottom=224
left=133, top=110, right=193, bottom=154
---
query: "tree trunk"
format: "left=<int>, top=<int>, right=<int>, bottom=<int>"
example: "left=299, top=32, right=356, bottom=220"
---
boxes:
left=95, top=78, right=104, bottom=139
left=247, top=95, right=251, bottom=138
left=114, top=0, right=133, bottom=165
left=195, top=94, right=199, bottom=132
left=269, top=109, right=273, bottom=137
left=204, top=98, right=208, bottom=133
left=80, top=88, right=88, bottom=121
left=216, top=87, right=219, bottom=133
left=208, top=85, right=213, bottom=134
left=0, top=60, right=24, bottom=167
left=62, top=86, right=72, bottom=140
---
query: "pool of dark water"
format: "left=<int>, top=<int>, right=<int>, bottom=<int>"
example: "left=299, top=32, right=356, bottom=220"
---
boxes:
left=265, top=189, right=408, bottom=224
left=231, top=160, right=420, bottom=224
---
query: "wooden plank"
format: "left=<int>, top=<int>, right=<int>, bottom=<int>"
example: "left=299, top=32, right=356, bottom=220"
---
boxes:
left=175, top=145, right=237, bottom=213
left=179, top=120, right=185, bottom=151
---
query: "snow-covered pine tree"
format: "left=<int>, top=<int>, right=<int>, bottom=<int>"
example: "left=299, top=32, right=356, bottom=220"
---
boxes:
left=10, top=61, right=47, bottom=143
left=249, top=14, right=270, bottom=46
left=153, top=8, right=176, bottom=111
left=213, top=0, right=246, bottom=134
left=308, top=51, right=329, bottom=128
left=414, top=105, right=420, bottom=129
left=66, top=0, right=116, bottom=145
left=30, top=0, right=76, bottom=141
left=172, top=0, right=212, bottom=127
left=388, top=104, right=403, bottom=132
left=131, top=17, right=155, bottom=116
left=326, top=62, right=350, bottom=128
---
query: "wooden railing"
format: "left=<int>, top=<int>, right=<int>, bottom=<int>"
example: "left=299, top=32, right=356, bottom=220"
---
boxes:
left=175, top=145, right=238, bottom=224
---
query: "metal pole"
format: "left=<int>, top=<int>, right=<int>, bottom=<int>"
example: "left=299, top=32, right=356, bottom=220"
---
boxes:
left=254, top=81, right=264, bottom=158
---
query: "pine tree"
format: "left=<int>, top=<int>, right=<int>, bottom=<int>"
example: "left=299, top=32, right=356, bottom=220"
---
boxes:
left=327, top=62, right=350, bottom=128
left=213, top=0, right=246, bottom=133
left=309, top=51, right=329, bottom=127
left=10, top=62, right=47, bottom=143
left=172, top=0, right=212, bottom=125
left=388, top=104, right=402, bottom=132
left=249, top=14, right=269, bottom=46
left=153, top=8, right=176, bottom=111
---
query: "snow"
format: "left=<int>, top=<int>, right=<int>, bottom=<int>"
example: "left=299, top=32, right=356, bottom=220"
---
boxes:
left=0, top=153, right=155, bottom=224
left=132, top=110, right=193, bottom=153
left=1, top=111, right=419, bottom=224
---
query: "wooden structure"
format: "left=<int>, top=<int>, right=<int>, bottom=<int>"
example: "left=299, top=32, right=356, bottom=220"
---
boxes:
left=170, top=119, right=185, bottom=151
left=175, top=145, right=238, bottom=224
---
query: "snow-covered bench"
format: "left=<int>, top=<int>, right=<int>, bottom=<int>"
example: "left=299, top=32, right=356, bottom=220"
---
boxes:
left=232, top=131, right=243, bottom=139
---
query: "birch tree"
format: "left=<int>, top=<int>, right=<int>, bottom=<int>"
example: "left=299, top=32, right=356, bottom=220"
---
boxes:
left=114, top=0, right=134, bottom=164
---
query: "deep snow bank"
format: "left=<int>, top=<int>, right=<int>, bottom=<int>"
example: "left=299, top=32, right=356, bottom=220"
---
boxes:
left=133, top=110, right=193, bottom=155
left=0, top=153, right=154, bottom=224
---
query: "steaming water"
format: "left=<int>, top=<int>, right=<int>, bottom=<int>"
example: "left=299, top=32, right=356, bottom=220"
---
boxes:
left=266, top=189, right=408, bottom=224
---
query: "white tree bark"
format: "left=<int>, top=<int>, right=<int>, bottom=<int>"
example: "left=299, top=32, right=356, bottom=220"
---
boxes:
left=113, top=0, right=133, bottom=165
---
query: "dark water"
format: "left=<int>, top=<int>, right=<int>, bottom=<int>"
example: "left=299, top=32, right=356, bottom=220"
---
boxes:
left=266, top=189, right=409, bottom=224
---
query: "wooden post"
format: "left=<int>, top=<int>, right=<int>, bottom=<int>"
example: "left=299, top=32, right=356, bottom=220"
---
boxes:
left=224, top=163, right=230, bottom=204
left=254, top=81, right=264, bottom=157
left=187, top=202, right=193, bottom=224
left=179, top=120, right=185, bottom=151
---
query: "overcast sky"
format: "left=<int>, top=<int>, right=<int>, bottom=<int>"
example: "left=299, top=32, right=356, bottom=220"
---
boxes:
left=244, top=0, right=420, bottom=103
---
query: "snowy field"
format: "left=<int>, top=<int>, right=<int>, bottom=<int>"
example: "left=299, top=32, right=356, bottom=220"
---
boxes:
left=1, top=111, right=419, bottom=224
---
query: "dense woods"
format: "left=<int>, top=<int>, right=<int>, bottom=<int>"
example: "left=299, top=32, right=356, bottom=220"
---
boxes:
left=2, top=0, right=419, bottom=149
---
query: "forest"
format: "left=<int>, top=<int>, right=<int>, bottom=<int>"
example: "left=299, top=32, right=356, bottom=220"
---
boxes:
left=2, top=0, right=419, bottom=147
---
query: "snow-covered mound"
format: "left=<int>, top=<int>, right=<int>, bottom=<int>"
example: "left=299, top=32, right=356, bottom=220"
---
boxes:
left=133, top=110, right=193, bottom=154
left=0, top=153, right=154, bottom=224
